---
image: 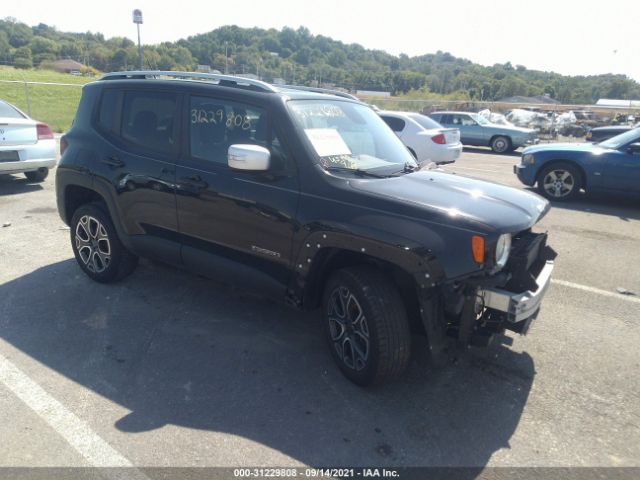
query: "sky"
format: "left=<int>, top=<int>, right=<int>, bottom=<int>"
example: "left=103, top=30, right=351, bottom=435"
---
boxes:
left=4, top=0, right=640, bottom=81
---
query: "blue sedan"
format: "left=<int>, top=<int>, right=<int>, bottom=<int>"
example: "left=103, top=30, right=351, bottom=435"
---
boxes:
left=514, top=128, right=640, bottom=200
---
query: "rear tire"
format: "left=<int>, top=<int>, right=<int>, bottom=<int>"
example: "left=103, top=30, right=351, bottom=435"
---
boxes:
left=490, top=136, right=512, bottom=154
left=70, top=203, right=138, bottom=283
left=24, top=168, right=49, bottom=182
left=322, top=266, right=411, bottom=386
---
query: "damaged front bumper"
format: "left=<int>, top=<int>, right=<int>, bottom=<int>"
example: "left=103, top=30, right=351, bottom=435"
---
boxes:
left=480, top=259, right=554, bottom=333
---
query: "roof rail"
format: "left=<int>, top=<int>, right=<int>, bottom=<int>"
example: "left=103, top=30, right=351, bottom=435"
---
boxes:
left=278, top=84, right=359, bottom=101
left=100, top=70, right=278, bottom=93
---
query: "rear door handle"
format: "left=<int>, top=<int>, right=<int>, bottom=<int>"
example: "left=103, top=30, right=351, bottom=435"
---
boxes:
left=178, top=175, right=208, bottom=189
left=101, top=156, right=125, bottom=168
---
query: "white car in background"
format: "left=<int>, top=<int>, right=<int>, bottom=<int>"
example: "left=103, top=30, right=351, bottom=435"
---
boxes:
left=379, top=111, right=462, bottom=164
left=0, top=99, right=56, bottom=182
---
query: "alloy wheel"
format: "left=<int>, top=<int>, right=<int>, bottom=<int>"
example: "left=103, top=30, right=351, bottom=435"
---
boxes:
left=327, top=286, right=370, bottom=371
left=542, top=169, right=575, bottom=198
left=75, top=215, right=111, bottom=273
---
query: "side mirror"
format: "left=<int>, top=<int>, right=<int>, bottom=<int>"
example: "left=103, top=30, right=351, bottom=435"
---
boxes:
left=228, top=144, right=270, bottom=171
left=627, top=142, right=640, bottom=154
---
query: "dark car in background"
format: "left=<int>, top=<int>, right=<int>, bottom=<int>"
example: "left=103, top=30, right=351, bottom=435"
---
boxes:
left=586, top=123, right=639, bottom=143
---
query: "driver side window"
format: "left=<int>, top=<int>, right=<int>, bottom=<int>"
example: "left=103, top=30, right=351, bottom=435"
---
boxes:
left=189, top=96, right=290, bottom=171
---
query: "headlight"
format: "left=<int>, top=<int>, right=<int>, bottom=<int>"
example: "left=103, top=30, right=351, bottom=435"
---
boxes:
left=522, top=154, right=535, bottom=165
left=495, top=234, right=511, bottom=269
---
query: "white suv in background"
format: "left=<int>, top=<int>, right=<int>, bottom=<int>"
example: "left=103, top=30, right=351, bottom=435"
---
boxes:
left=380, top=111, right=462, bottom=165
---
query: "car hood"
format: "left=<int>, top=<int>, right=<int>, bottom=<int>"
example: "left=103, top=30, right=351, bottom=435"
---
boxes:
left=488, top=124, right=536, bottom=135
left=523, top=142, right=602, bottom=154
left=350, top=170, right=550, bottom=234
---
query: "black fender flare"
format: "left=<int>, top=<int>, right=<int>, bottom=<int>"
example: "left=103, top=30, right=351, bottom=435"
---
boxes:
left=288, top=229, right=446, bottom=308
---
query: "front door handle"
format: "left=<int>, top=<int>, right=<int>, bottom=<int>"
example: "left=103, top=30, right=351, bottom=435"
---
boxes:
left=101, top=156, right=125, bottom=168
left=178, top=175, right=208, bottom=189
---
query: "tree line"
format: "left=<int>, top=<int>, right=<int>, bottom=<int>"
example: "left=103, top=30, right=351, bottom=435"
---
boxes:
left=2, top=18, right=639, bottom=104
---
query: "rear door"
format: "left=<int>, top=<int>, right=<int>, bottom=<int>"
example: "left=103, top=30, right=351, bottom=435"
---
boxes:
left=91, top=87, right=181, bottom=261
left=175, top=93, right=299, bottom=296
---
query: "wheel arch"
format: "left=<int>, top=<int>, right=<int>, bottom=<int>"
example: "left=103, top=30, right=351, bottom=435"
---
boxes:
left=64, top=184, right=107, bottom=224
left=301, top=247, right=426, bottom=334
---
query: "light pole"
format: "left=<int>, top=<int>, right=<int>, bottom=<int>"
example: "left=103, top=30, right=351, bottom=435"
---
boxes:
left=132, top=9, right=143, bottom=70
left=225, top=41, right=228, bottom=74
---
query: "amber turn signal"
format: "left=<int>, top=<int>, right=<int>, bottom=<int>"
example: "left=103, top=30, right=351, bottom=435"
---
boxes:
left=471, top=235, right=485, bottom=264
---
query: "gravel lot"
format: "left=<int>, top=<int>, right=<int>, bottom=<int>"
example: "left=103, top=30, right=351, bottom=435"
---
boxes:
left=0, top=146, right=639, bottom=475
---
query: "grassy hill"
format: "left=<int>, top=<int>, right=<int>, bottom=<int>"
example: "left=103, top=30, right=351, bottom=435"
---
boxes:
left=2, top=18, right=640, bottom=107
left=0, top=66, right=91, bottom=131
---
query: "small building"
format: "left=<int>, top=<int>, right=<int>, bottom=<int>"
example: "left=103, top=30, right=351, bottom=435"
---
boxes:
left=49, top=59, right=86, bottom=74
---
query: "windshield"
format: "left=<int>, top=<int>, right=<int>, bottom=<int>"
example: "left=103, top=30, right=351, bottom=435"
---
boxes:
left=472, top=113, right=490, bottom=126
left=599, top=128, right=640, bottom=149
left=409, top=113, right=442, bottom=130
left=288, top=100, right=417, bottom=173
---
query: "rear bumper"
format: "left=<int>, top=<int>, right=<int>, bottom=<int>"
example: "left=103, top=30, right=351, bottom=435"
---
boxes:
left=434, top=143, right=463, bottom=164
left=481, top=260, right=554, bottom=326
left=0, top=157, right=57, bottom=174
left=0, top=139, right=57, bottom=174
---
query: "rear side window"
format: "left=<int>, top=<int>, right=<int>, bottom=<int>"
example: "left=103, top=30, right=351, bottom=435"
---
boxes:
left=381, top=116, right=405, bottom=132
left=0, top=100, right=26, bottom=119
left=121, top=91, right=178, bottom=154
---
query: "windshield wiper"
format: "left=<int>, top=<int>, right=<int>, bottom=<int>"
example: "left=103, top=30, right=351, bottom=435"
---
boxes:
left=390, top=161, right=418, bottom=176
left=324, top=166, right=388, bottom=178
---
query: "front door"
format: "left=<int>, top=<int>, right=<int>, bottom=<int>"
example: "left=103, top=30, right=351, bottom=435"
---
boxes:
left=175, top=94, right=299, bottom=297
left=602, top=145, right=640, bottom=194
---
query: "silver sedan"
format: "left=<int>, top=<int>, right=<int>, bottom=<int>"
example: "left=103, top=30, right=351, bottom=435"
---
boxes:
left=0, top=100, right=57, bottom=182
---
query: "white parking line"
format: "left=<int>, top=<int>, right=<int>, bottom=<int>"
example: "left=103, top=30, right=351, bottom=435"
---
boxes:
left=551, top=279, right=640, bottom=304
left=0, top=348, right=149, bottom=478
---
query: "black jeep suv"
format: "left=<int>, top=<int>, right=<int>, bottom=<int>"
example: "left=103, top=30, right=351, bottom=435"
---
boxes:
left=56, top=71, right=555, bottom=386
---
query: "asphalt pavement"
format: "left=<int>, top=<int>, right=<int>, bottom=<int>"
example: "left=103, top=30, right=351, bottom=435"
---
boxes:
left=0, top=147, right=638, bottom=476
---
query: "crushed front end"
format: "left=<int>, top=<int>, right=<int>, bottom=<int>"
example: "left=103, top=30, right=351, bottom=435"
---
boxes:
left=422, top=229, right=557, bottom=355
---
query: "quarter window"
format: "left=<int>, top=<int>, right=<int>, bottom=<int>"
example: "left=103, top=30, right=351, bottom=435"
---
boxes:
left=96, top=89, right=120, bottom=135
left=381, top=116, right=406, bottom=133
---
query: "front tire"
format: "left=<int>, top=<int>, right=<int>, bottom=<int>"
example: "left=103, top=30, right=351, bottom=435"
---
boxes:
left=490, top=136, right=512, bottom=154
left=70, top=203, right=138, bottom=283
left=24, top=168, right=49, bottom=182
left=322, top=266, right=411, bottom=386
left=537, top=162, right=582, bottom=201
